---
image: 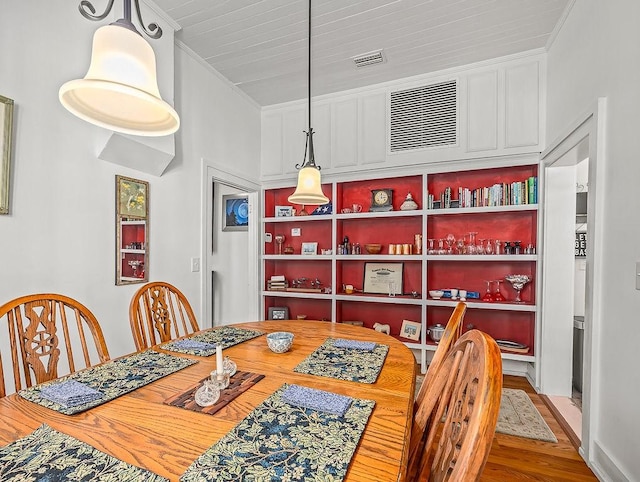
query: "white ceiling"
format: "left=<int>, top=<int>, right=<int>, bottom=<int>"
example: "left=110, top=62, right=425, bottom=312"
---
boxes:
left=152, top=0, right=570, bottom=106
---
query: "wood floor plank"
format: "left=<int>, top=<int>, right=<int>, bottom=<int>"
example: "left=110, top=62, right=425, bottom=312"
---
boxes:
left=480, top=375, right=597, bottom=481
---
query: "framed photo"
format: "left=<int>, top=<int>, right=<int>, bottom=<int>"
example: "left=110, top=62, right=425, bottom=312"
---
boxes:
left=363, top=262, right=404, bottom=295
left=275, top=205, right=293, bottom=217
left=116, top=175, right=148, bottom=219
left=268, top=306, right=289, bottom=320
left=301, top=242, right=318, bottom=255
left=0, top=95, right=14, bottom=215
left=400, top=320, right=421, bottom=341
left=223, top=194, right=249, bottom=231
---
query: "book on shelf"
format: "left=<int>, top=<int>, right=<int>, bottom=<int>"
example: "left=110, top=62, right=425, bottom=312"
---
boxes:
left=430, top=176, right=538, bottom=209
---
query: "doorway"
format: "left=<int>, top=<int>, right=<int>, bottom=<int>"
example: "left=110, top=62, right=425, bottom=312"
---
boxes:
left=539, top=98, right=607, bottom=461
left=201, top=162, right=260, bottom=328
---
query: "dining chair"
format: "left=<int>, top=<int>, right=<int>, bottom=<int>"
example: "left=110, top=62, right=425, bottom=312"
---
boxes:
left=129, top=281, right=200, bottom=351
left=0, top=293, right=110, bottom=398
left=415, top=301, right=467, bottom=408
left=407, top=329, right=502, bottom=481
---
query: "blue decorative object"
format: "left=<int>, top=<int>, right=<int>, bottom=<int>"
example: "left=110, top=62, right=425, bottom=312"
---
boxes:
left=180, top=384, right=375, bottom=482
left=332, top=338, right=376, bottom=351
left=294, top=338, right=389, bottom=384
left=162, top=327, right=264, bottom=357
left=282, top=384, right=352, bottom=416
left=19, top=350, right=196, bottom=415
left=311, top=201, right=332, bottom=215
left=172, top=339, right=216, bottom=351
left=222, top=194, right=249, bottom=231
left=0, top=425, right=168, bottom=481
left=40, top=380, right=103, bottom=407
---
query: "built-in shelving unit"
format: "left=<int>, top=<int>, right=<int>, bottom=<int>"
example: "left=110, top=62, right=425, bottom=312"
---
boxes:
left=261, top=163, right=540, bottom=373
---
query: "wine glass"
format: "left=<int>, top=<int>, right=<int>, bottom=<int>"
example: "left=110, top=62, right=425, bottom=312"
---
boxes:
left=477, top=238, right=486, bottom=255
left=445, top=233, right=456, bottom=254
left=427, top=238, right=436, bottom=255
left=481, top=280, right=494, bottom=302
left=493, top=279, right=505, bottom=301
left=274, top=234, right=285, bottom=255
left=456, top=238, right=465, bottom=255
left=485, top=238, right=494, bottom=255
left=467, top=232, right=478, bottom=255
left=504, top=274, right=532, bottom=303
left=437, top=239, right=446, bottom=255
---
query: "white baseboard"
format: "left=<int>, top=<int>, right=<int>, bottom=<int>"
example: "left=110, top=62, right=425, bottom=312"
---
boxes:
left=590, top=441, right=630, bottom=482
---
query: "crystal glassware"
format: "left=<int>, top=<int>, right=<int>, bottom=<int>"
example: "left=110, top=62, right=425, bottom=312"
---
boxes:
left=194, top=379, right=220, bottom=407
left=456, top=238, right=465, bottom=255
left=467, top=232, right=478, bottom=255
left=504, top=274, right=532, bottom=303
left=210, top=370, right=230, bottom=389
left=477, top=238, right=486, bottom=255
left=445, top=233, right=456, bottom=254
left=427, top=238, right=436, bottom=255
left=494, top=239, right=502, bottom=255
left=485, top=238, right=494, bottom=255
left=481, top=280, right=494, bottom=302
left=223, top=356, right=237, bottom=377
left=493, top=279, right=505, bottom=301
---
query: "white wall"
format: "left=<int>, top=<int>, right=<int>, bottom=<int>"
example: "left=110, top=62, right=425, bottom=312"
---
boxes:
left=547, top=1, right=640, bottom=479
left=0, top=3, right=261, bottom=374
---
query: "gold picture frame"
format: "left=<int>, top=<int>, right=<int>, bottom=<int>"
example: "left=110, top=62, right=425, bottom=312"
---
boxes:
left=117, top=175, right=149, bottom=219
left=0, top=95, right=15, bottom=215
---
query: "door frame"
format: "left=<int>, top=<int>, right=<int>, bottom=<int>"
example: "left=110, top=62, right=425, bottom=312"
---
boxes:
left=540, top=97, right=607, bottom=461
left=200, top=159, right=261, bottom=328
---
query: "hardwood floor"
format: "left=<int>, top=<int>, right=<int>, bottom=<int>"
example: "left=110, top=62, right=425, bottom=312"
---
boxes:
left=480, top=375, right=598, bottom=481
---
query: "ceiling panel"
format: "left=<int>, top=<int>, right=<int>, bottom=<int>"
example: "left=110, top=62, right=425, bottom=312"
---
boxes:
left=152, top=0, right=570, bottom=106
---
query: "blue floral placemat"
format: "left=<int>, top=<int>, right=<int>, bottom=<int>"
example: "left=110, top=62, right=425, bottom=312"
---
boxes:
left=19, top=350, right=196, bottom=415
left=161, top=327, right=264, bottom=356
left=180, top=384, right=375, bottom=482
left=294, top=337, right=389, bottom=383
left=0, top=424, right=168, bottom=481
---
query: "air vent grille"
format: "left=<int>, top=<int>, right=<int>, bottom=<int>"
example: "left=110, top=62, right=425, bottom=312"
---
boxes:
left=352, top=50, right=385, bottom=68
left=390, top=80, right=457, bottom=152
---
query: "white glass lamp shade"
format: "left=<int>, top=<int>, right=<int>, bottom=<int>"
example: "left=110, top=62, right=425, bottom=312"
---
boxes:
left=59, top=24, right=179, bottom=136
left=288, top=165, right=330, bottom=205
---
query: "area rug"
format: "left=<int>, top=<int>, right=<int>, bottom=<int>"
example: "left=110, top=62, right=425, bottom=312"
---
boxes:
left=415, top=376, right=557, bottom=443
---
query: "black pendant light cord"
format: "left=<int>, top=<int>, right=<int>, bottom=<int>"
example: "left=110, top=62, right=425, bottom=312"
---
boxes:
left=297, top=0, right=319, bottom=170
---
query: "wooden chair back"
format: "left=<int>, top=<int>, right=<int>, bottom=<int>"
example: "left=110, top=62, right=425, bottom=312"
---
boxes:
left=408, top=329, right=503, bottom=481
left=415, top=301, right=466, bottom=408
left=129, top=281, right=200, bottom=351
left=0, top=293, right=110, bottom=398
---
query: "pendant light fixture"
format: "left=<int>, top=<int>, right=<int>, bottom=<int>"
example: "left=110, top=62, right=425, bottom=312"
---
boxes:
left=59, top=0, right=180, bottom=137
left=288, top=0, right=329, bottom=206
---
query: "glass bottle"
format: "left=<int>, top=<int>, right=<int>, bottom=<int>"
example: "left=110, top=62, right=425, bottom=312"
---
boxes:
left=504, top=241, right=512, bottom=255
left=514, top=241, right=522, bottom=255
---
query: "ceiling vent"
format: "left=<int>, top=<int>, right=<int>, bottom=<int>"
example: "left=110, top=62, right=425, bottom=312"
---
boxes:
left=390, top=80, right=457, bottom=152
left=352, top=49, right=385, bottom=68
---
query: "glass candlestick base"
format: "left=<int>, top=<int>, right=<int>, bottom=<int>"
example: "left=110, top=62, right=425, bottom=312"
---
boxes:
left=223, top=356, right=237, bottom=377
left=210, top=370, right=230, bottom=389
left=194, top=379, right=220, bottom=407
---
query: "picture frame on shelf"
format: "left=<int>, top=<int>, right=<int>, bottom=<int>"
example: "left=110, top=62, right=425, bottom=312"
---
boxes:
left=275, top=205, right=293, bottom=217
left=363, top=262, right=404, bottom=295
left=301, top=242, right=318, bottom=255
left=268, top=306, right=289, bottom=320
left=400, top=320, right=421, bottom=341
left=222, top=194, right=249, bottom=232
left=116, top=175, right=149, bottom=219
left=0, top=95, right=14, bottom=215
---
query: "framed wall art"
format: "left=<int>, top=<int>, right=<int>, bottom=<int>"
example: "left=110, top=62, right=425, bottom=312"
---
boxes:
left=116, top=175, right=149, bottom=285
left=363, top=262, right=404, bottom=295
left=268, top=306, right=289, bottom=320
left=117, top=175, right=148, bottom=219
left=223, top=194, right=249, bottom=231
left=400, top=319, right=421, bottom=341
left=275, top=205, right=293, bottom=217
left=301, top=242, right=318, bottom=255
left=0, top=95, right=14, bottom=215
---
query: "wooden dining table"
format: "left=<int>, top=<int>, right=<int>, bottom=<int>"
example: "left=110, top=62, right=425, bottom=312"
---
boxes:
left=0, top=320, right=416, bottom=481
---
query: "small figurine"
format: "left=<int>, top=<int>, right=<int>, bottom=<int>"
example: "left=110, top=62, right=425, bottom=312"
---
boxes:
left=373, top=322, right=390, bottom=335
left=400, top=192, right=419, bottom=211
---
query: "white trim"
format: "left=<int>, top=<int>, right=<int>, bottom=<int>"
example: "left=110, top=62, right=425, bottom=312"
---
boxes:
left=175, top=40, right=261, bottom=110
left=591, top=440, right=630, bottom=482
left=545, top=0, right=577, bottom=51
left=200, top=158, right=261, bottom=328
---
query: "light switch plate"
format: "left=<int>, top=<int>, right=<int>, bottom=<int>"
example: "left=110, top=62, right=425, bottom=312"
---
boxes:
left=292, top=228, right=301, bottom=237
left=191, top=257, right=200, bottom=272
left=636, top=262, right=640, bottom=290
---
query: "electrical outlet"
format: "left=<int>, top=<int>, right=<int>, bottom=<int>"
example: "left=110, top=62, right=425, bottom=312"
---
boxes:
left=191, top=257, right=200, bottom=272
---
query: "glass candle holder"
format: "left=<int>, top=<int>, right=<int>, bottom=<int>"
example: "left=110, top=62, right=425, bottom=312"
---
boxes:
left=210, top=370, right=230, bottom=390
left=194, top=379, right=220, bottom=407
left=223, top=356, right=237, bottom=377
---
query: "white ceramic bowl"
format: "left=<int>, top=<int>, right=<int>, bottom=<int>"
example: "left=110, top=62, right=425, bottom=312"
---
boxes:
left=429, top=290, right=444, bottom=299
left=266, top=331, right=294, bottom=353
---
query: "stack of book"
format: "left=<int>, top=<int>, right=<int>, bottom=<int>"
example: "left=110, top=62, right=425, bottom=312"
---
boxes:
left=267, top=275, right=287, bottom=291
left=427, top=176, right=538, bottom=209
